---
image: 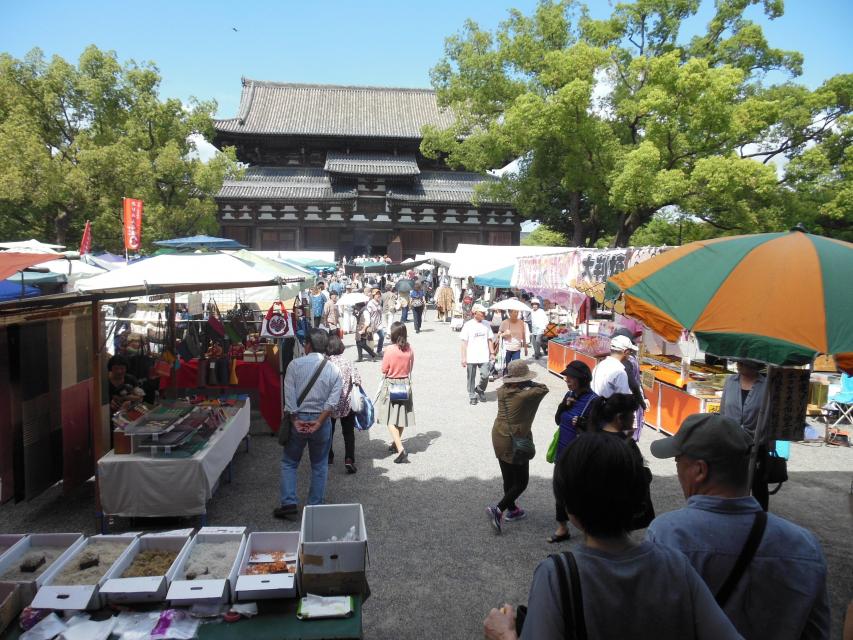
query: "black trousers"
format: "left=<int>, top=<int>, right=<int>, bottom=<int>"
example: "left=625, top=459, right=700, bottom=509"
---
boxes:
left=330, top=412, right=356, bottom=461
left=497, top=459, right=529, bottom=512
left=555, top=500, right=569, bottom=523
left=356, top=336, right=376, bottom=360
left=412, top=305, right=424, bottom=332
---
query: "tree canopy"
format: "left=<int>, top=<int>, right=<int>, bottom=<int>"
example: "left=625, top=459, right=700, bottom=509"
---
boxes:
left=0, top=46, right=240, bottom=252
left=422, top=0, right=852, bottom=246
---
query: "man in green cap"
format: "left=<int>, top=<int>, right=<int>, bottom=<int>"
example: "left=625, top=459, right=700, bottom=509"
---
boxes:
left=646, top=413, right=829, bottom=640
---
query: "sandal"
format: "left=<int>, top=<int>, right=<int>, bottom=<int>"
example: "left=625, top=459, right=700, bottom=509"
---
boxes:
left=547, top=532, right=571, bottom=544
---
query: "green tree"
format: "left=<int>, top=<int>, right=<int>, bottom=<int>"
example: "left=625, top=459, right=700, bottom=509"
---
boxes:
left=521, top=224, right=569, bottom=246
left=0, top=46, right=240, bottom=252
left=423, top=0, right=852, bottom=246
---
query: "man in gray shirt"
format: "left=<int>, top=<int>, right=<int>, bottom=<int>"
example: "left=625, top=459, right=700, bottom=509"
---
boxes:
left=275, top=329, right=342, bottom=519
left=647, top=413, right=830, bottom=640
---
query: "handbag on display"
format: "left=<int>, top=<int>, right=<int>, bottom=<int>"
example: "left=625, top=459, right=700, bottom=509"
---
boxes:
left=183, top=322, right=202, bottom=359
left=207, top=300, right=226, bottom=338
left=229, top=357, right=239, bottom=385
left=261, top=300, right=295, bottom=338
left=153, top=357, right=172, bottom=378
left=388, top=379, right=411, bottom=403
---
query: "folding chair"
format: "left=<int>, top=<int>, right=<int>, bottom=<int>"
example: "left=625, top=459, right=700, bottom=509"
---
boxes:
left=828, top=373, right=853, bottom=428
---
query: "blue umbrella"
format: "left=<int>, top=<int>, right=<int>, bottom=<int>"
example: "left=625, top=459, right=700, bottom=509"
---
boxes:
left=153, top=235, right=246, bottom=250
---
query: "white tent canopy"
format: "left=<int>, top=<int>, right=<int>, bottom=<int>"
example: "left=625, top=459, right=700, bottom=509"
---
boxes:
left=74, top=253, right=289, bottom=293
left=447, top=244, right=567, bottom=279
left=0, top=239, right=64, bottom=253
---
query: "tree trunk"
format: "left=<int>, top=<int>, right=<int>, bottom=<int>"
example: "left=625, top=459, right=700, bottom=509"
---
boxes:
left=614, top=207, right=656, bottom=247
left=54, top=207, right=71, bottom=245
left=569, top=191, right=585, bottom=247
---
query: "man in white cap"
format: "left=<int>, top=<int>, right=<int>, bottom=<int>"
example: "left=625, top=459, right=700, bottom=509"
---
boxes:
left=460, top=303, right=496, bottom=405
left=590, top=334, right=634, bottom=397
left=528, top=298, right=549, bottom=360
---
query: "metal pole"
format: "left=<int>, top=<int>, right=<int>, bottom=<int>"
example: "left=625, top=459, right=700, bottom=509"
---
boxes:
left=90, top=300, right=105, bottom=531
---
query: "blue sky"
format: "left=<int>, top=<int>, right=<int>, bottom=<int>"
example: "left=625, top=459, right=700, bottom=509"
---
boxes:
left=2, top=0, right=850, bottom=120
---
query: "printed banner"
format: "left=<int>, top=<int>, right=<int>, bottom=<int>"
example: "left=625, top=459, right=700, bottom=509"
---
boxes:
left=123, top=198, right=143, bottom=251
left=78, top=220, right=92, bottom=255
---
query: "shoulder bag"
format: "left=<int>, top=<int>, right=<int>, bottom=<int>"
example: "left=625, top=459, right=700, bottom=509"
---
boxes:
left=279, top=358, right=328, bottom=446
left=515, top=552, right=587, bottom=639
left=501, top=393, right=536, bottom=464
left=389, top=378, right=411, bottom=403
left=715, top=511, right=767, bottom=607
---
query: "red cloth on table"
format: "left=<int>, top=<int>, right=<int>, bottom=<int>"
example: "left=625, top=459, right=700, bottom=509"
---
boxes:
left=161, top=359, right=281, bottom=430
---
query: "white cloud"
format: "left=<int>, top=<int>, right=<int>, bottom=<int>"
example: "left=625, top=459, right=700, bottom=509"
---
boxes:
left=188, top=134, right=219, bottom=163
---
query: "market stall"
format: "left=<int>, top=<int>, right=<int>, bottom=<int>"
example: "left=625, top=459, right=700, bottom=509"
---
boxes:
left=98, top=400, right=250, bottom=525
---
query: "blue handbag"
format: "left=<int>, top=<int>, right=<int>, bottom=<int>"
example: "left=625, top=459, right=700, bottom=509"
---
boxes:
left=389, top=380, right=410, bottom=403
left=353, top=385, right=375, bottom=431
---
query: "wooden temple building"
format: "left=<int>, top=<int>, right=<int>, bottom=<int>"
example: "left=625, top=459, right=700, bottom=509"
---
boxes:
left=212, top=80, right=520, bottom=258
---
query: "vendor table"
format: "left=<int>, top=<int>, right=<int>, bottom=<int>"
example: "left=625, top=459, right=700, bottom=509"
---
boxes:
left=547, top=340, right=724, bottom=436
left=162, top=359, right=281, bottom=431
left=98, top=401, right=251, bottom=526
left=0, top=597, right=363, bottom=640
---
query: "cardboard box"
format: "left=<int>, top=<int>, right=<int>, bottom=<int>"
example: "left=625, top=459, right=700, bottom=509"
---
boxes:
left=813, top=354, right=836, bottom=372
left=0, top=533, right=84, bottom=605
left=235, top=532, right=300, bottom=601
left=32, top=534, right=138, bottom=611
left=167, top=528, right=247, bottom=605
left=0, top=584, right=21, bottom=635
left=99, top=532, right=192, bottom=604
left=0, top=535, right=27, bottom=563
left=299, top=504, right=368, bottom=597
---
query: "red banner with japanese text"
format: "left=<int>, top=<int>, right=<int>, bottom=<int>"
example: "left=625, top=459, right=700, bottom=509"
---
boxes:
left=123, top=198, right=143, bottom=251
left=78, top=220, right=92, bottom=255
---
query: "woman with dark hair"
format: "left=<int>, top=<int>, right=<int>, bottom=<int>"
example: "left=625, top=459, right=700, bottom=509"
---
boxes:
left=379, top=321, right=415, bottom=463
left=548, top=361, right=597, bottom=544
left=587, top=393, right=656, bottom=530
left=326, top=333, right=361, bottom=473
left=484, top=432, right=740, bottom=640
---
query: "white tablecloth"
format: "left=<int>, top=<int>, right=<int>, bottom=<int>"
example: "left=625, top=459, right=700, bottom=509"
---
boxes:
left=98, top=401, right=251, bottom=517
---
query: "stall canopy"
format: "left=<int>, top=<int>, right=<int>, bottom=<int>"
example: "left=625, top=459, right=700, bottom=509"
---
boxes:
left=447, top=244, right=565, bottom=279
left=0, top=279, right=40, bottom=301
left=74, top=252, right=303, bottom=295
left=153, top=235, right=246, bottom=250
left=0, top=252, right=59, bottom=280
left=0, top=239, right=64, bottom=253
left=474, top=264, right=515, bottom=288
left=343, top=258, right=432, bottom=275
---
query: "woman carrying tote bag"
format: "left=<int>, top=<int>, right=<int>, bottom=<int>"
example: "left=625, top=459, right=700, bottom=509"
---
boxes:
left=378, top=321, right=415, bottom=464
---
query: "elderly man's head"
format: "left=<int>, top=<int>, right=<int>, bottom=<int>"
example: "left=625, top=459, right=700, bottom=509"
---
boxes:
left=651, top=413, right=753, bottom=499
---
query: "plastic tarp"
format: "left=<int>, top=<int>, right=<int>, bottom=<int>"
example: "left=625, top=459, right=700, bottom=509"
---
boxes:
left=0, top=280, right=40, bottom=301
left=474, top=264, right=515, bottom=288
left=0, top=252, right=59, bottom=280
left=74, top=252, right=286, bottom=293
left=447, top=244, right=566, bottom=279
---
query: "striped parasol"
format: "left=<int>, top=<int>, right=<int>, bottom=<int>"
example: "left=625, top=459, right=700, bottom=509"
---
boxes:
left=605, top=227, right=853, bottom=372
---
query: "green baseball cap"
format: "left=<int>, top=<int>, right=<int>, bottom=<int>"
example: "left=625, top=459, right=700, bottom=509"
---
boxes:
left=650, top=413, right=753, bottom=461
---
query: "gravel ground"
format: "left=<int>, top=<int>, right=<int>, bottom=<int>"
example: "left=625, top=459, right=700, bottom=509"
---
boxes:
left=2, top=312, right=851, bottom=638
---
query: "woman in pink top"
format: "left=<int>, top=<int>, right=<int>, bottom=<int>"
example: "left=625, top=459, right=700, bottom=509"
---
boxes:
left=379, top=322, right=415, bottom=463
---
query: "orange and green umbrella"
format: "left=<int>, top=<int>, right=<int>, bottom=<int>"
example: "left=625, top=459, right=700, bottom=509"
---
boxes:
left=605, top=228, right=853, bottom=371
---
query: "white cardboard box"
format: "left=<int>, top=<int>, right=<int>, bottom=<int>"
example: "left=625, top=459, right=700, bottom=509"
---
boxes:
left=0, top=536, right=27, bottom=564
left=99, top=532, right=193, bottom=603
left=167, top=529, right=247, bottom=606
left=235, top=532, right=300, bottom=601
left=0, top=534, right=84, bottom=604
left=32, top=534, right=139, bottom=611
left=299, top=504, right=368, bottom=597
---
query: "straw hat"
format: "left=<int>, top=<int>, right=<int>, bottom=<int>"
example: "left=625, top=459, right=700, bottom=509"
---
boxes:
left=503, top=360, right=537, bottom=384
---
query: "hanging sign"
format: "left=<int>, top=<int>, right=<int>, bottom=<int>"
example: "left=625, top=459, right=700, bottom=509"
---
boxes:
left=123, top=198, right=144, bottom=251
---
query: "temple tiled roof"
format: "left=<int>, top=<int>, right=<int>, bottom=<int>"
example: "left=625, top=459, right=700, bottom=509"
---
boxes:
left=217, top=167, right=357, bottom=202
left=325, top=152, right=420, bottom=176
left=214, top=80, right=455, bottom=139
left=387, top=172, right=508, bottom=206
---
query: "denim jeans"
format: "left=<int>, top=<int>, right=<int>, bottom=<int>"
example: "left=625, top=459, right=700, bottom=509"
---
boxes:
left=280, top=413, right=332, bottom=507
left=412, top=306, right=424, bottom=332
left=401, top=306, right=409, bottom=322
left=376, top=328, right=386, bottom=353
left=504, top=349, right=521, bottom=374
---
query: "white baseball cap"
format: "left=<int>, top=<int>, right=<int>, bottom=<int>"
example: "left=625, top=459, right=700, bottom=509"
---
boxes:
left=610, top=334, right=638, bottom=352
left=530, top=298, right=541, bottom=305
left=472, top=303, right=488, bottom=313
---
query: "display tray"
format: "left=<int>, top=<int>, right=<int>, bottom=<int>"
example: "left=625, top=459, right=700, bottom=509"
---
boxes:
left=122, top=403, right=193, bottom=436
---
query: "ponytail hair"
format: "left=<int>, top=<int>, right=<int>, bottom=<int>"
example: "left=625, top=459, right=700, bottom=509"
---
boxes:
left=588, top=393, right=638, bottom=432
